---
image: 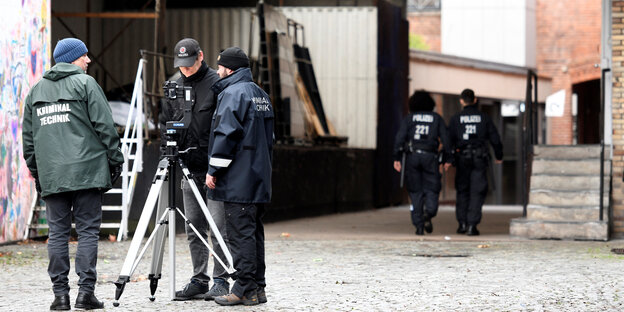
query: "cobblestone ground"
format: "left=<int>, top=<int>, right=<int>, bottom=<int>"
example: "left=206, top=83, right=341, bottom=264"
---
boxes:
left=1, top=238, right=624, bottom=311
left=1, top=206, right=624, bottom=311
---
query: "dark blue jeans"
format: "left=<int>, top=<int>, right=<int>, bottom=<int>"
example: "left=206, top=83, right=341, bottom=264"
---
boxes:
left=44, top=189, right=102, bottom=296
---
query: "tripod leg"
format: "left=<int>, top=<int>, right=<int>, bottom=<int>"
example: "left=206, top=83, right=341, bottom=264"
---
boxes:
left=168, top=206, right=176, bottom=300
left=114, top=164, right=167, bottom=307
left=180, top=164, right=235, bottom=274
left=148, top=181, right=169, bottom=301
left=174, top=207, right=230, bottom=276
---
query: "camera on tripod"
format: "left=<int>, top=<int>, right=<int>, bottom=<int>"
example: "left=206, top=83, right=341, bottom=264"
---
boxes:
left=162, top=80, right=193, bottom=131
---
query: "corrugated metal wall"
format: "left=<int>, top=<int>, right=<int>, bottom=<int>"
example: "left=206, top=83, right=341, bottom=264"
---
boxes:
left=98, top=6, right=377, bottom=148
left=279, top=7, right=378, bottom=148
left=101, top=8, right=258, bottom=87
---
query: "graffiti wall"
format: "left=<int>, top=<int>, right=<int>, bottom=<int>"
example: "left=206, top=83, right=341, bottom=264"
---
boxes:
left=0, top=0, right=50, bottom=243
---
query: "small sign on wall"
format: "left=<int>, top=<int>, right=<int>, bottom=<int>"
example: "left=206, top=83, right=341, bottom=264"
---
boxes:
left=545, top=89, right=566, bottom=117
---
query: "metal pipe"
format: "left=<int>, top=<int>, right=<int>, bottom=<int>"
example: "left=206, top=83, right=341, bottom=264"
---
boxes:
left=521, top=70, right=533, bottom=217
left=600, top=67, right=610, bottom=221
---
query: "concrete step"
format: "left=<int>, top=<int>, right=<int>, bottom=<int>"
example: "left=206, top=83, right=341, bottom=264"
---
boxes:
left=533, top=145, right=606, bottom=160
left=510, top=217, right=608, bottom=241
left=532, top=159, right=610, bottom=176
left=526, top=205, right=607, bottom=221
left=530, top=175, right=609, bottom=191
left=529, top=190, right=608, bottom=207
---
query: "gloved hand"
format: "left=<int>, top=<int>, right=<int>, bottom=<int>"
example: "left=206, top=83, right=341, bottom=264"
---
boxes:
left=35, top=178, right=42, bottom=194
left=110, top=164, right=122, bottom=185
left=31, top=172, right=42, bottom=194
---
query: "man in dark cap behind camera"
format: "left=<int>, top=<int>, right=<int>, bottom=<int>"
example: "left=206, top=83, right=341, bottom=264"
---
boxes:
left=206, top=47, right=274, bottom=306
left=159, top=38, right=230, bottom=301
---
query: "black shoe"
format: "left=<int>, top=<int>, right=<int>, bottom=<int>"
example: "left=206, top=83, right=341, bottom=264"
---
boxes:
left=415, top=227, right=424, bottom=235
left=175, top=280, right=209, bottom=300
left=257, top=287, right=267, bottom=304
left=50, top=294, right=70, bottom=310
left=423, top=215, right=433, bottom=234
left=466, top=225, right=480, bottom=236
left=456, top=223, right=467, bottom=234
left=75, top=292, right=104, bottom=310
left=204, top=280, right=229, bottom=301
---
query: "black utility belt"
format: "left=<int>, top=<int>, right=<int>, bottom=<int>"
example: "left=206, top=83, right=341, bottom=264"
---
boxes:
left=457, top=147, right=488, bottom=158
left=408, top=148, right=437, bottom=154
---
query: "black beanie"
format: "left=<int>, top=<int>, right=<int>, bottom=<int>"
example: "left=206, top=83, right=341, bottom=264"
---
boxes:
left=217, top=47, right=249, bottom=71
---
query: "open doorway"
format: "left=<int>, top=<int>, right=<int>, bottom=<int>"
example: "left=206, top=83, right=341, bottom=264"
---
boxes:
left=573, top=79, right=600, bottom=144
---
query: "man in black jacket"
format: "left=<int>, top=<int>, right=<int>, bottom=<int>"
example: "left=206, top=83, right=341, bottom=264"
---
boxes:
left=393, top=90, right=451, bottom=235
left=206, top=47, right=273, bottom=306
left=448, top=89, right=503, bottom=236
left=159, top=38, right=229, bottom=300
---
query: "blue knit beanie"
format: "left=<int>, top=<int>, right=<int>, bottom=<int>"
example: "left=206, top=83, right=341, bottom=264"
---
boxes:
left=53, top=38, right=88, bottom=64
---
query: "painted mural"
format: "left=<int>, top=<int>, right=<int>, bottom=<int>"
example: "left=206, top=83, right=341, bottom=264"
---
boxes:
left=0, top=0, right=50, bottom=243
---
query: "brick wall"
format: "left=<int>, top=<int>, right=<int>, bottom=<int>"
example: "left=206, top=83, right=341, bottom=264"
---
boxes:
left=536, top=0, right=601, bottom=144
left=612, top=0, right=624, bottom=237
left=407, top=12, right=441, bottom=52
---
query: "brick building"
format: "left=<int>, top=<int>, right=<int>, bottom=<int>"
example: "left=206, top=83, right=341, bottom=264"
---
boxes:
left=409, top=1, right=602, bottom=144
left=537, top=0, right=602, bottom=145
left=408, top=1, right=621, bottom=239
left=611, top=0, right=624, bottom=237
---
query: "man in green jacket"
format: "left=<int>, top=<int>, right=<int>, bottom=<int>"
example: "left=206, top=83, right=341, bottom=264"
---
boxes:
left=22, top=38, right=123, bottom=311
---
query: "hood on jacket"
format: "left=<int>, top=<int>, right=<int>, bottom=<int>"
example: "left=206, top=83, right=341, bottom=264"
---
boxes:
left=43, top=63, right=85, bottom=81
left=212, top=67, right=253, bottom=94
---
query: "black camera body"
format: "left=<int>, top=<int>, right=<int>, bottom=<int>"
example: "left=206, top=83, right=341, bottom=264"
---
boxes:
left=163, top=80, right=194, bottom=131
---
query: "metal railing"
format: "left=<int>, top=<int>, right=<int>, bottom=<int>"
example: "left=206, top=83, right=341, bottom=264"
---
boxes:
left=521, top=70, right=538, bottom=217
left=116, top=59, right=146, bottom=241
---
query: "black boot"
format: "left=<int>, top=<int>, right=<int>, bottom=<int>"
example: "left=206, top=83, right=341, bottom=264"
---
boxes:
left=466, top=225, right=480, bottom=236
left=456, top=223, right=467, bottom=234
left=415, top=227, right=424, bottom=235
left=75, top=292, right=104, bottom=310
left=457, top=223, right=466, bottom=234
left=423, top=213, right=433, bottom=234
left=50, top=294, right=70, bottom=311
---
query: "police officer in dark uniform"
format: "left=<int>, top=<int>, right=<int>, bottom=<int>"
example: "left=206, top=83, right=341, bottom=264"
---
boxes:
left=393, top=90, right=451, bottom=235
left=448, top=89, right=503, bottom=236
left=206, top=47, right=273, bottom=306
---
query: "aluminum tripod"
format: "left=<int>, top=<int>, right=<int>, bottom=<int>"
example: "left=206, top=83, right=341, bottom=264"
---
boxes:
left=112, top=146, right=235, bottom=307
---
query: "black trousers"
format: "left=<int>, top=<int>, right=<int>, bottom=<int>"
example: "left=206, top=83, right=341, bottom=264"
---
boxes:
left=405, top=152, right=441, bottom=228
left=455, top=155, right=488, bottom=226
left=224, top=202, right=266, bottom=298
left=44, top=189, right=102, bottom=296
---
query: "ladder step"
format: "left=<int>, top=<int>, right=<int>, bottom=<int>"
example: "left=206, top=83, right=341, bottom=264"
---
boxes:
left=120, top=138, right=141, bottom=143
left=102, top=205, right=122, bottom=211
left=106, top=189, right=123, bottom=194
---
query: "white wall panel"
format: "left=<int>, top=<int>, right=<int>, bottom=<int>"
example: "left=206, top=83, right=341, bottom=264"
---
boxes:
left=441, top=0, right=535, bottom=68
left=280, top=7, right=378, bottom=148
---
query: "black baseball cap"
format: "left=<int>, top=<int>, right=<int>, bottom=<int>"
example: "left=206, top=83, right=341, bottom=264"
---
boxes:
left=173, top=38, right=201, bottom=68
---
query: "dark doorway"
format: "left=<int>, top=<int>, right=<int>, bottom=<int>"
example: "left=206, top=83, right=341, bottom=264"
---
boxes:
left=573, top=79, right=600, bottom=144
